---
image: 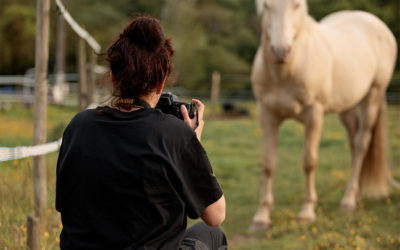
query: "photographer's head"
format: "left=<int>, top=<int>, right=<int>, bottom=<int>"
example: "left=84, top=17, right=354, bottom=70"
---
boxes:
left=106, top=16, right=174, bottom=107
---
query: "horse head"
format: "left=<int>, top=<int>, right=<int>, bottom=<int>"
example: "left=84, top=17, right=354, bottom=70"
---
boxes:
left=256, top=0, right=308, bottom=63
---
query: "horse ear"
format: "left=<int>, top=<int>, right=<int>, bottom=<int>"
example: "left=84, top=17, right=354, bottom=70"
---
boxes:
left=256, top=0, right=264, bottom=16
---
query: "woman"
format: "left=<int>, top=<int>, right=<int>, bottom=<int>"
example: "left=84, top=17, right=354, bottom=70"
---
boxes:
left=56, top=16, right=227, bottom=249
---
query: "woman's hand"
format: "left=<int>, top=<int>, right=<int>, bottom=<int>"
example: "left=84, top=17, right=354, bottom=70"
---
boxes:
left=181, top=99, right=205, bottom=141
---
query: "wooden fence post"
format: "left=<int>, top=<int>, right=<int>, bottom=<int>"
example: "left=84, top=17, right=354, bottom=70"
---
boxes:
left=33, top=0, right=50, bottom=220
left=210, top=71, right=221, bottom=117
left=27, top=215, right=40, bottom=250
left=31, top=0, right=50, bottom=248
left=77, top=37, right=88, bottom=110
left=88, top=50, right=97, bottom=105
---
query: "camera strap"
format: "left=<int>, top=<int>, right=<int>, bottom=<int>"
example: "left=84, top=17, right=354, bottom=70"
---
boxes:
left=115, top=97, right=151, bottom=109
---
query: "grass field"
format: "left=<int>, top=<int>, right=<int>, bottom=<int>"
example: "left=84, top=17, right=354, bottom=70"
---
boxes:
left=0, top=104, right=399, bottom=249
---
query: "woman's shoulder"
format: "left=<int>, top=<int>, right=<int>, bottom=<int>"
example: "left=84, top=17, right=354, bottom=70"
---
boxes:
left=70, top=108, right=96, bottom=123
left=63, top=109, right=100, bottom=133
left=151, top=110, right=196, bottom=139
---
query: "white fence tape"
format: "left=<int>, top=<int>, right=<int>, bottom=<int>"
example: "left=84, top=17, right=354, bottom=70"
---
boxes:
left=0, top=139, right=62, bottom=162
left=55, top=0, right=101, bottom=53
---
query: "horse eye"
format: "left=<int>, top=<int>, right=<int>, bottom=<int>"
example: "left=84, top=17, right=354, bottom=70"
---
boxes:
left=293, top=2, right=300, bottom=9
left=264, top=2, right=270, bottom=9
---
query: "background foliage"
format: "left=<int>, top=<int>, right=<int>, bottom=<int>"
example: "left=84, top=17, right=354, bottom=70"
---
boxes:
left=0, top=0, right=399, bottom=89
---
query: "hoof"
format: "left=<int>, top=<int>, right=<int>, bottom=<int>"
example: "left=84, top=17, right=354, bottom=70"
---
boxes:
left=340, top=200, right=357, bottom=213
left=297, top=212, right=316, bottom=223
left=249, top=221, right=271, bottom=231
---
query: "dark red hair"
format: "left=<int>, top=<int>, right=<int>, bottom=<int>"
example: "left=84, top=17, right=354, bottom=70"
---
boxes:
left=106, top=16, right=174, bottom=102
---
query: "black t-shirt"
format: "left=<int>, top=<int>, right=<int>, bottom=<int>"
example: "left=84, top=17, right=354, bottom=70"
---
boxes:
left=56, top=106, right=223, bottom=250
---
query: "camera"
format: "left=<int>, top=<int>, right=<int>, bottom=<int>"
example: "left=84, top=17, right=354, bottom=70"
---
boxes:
left=156, top=92, right=196, bottom=120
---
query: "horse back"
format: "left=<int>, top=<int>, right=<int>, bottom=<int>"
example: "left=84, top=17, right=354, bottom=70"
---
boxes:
left=318, top=11, right=397, bottom=112
left=320, top=10, right=396, bottom=59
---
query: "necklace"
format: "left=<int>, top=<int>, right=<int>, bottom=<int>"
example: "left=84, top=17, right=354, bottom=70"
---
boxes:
left=115, top=98, right=151, bottom=109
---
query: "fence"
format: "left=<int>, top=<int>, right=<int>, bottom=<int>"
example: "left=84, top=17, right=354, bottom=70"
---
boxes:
left=0, top=139, right=62, bottom=162
left=1, top=73, right=400, bottom=109
left=0, top=70, right=109, bottom=108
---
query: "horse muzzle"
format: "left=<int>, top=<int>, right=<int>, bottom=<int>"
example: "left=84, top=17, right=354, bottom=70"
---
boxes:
left=270, top=45, right=292, bottom=63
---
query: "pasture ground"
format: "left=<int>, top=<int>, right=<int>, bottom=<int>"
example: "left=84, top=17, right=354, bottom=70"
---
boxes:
left=0, top=103, right=399, bottom=249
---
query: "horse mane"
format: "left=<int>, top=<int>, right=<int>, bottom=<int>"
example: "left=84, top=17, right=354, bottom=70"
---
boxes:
left=256, top=0, right=310, bottom=16
left=256, top=0, right=264, bottom=16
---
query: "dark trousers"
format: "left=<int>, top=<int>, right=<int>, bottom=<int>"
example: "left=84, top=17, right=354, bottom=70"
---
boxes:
left=179, top=222, right=228, bottom=250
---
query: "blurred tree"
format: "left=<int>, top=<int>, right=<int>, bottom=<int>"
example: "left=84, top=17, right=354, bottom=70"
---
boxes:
left=0, top=4, right=36, bottom=74
left=0, top=0, right=398, bottom=87
left=162, top=0, right=257, bottom=89
left=59, top=0, right=164, bottom=72
left=162, top=0, right=209, bottom=89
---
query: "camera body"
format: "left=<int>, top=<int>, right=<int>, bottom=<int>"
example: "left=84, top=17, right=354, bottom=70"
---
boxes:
left=156, top=92, right=196, bottom=120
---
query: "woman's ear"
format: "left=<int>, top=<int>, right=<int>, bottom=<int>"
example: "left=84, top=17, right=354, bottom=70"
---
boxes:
left=110, top=72, right=115, bottom=83
left=156, top=77, right=166, bottom=95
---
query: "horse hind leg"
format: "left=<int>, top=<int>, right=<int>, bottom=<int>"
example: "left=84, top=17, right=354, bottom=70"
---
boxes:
left=341, top=86, right=388, bottom=211
left=339, top=107, right=359, bottom=159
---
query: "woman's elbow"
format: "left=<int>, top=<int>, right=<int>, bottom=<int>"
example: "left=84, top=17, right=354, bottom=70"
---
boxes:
left=201, top=195, right=226, bottom=227
left=205, top=211, right=225, bottom=227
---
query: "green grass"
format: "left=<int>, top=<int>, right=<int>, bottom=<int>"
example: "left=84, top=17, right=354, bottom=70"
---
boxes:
left=0, top=104, right=399, bottom=249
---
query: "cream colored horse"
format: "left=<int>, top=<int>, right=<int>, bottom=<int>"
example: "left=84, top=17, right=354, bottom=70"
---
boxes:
left=251, top=0, right=399, bottom=230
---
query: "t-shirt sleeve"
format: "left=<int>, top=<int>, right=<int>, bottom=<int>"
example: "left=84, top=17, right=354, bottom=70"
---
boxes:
left=175, top=135, right=223, bottom=219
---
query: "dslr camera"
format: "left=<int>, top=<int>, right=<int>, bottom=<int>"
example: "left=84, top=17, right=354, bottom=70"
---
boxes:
left=156, top=92, right=196, bottom=120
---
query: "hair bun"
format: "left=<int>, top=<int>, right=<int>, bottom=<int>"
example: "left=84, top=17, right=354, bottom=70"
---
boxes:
left=125, top=17, right=164, bottom=51
left=106, top=15, right=174, bottom=100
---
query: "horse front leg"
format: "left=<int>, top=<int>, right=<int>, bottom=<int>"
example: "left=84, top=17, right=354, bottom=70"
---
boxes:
left=250, top=106, right=281, bottom=230
left=298, top=104, right=324, bottom=222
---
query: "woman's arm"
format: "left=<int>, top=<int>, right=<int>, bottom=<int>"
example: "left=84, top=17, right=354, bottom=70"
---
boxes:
left=201, top=194, right=226, bottom=227
left=182, top=99, right=225, bottom=226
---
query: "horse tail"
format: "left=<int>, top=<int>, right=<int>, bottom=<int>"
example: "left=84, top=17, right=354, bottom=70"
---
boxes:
left=359, top=100, right=394, bottom=198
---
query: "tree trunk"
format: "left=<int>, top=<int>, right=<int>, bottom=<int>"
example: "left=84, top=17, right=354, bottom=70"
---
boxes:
left=77, top=37, right=88, bottom=110
left=88, top=50, right=96, bottom=105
